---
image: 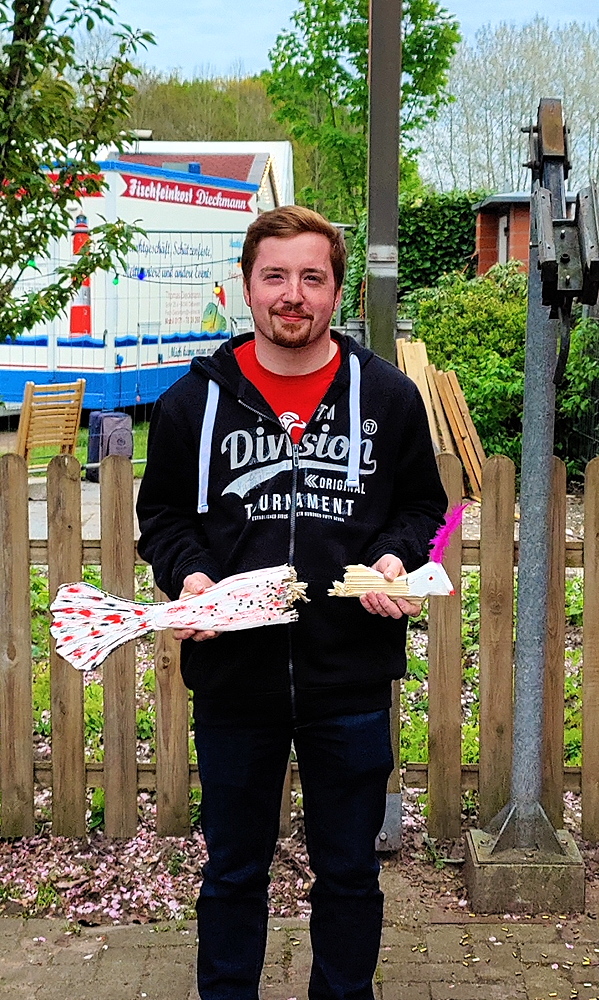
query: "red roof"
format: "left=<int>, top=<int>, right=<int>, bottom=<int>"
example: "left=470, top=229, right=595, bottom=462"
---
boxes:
left=117, top=153, right=257, bottom=184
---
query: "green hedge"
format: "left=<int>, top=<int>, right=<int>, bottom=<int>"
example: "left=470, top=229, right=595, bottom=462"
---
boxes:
left=342, top=190, right=484, bottom=320
left=402, top=262, right=599, bottom=476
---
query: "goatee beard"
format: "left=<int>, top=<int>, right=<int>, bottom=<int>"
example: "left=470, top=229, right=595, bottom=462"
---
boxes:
left=271, top=328, right=312, bottom=348
left=270, top=315, right=313, bottom=348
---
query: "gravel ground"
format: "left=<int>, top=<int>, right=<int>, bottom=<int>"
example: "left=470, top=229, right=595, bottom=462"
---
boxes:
left=461, top=493, right=585, bottom=541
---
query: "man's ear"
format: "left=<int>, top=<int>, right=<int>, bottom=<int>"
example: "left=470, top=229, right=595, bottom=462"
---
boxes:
left=333, top=284, right=343, bottom=315
left=242, top=281, right=251, bottom=308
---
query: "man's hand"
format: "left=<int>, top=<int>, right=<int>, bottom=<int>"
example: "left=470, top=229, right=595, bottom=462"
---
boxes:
left=359, top=554, right=422, bottom=619
left=173, top=572, right=219, bottom=642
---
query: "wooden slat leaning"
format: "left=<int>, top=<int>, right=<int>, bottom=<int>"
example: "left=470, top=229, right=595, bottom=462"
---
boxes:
left=154, top=586, right=190, bottom=837
left=434, top=371, right=481, bottom=496
left=425, top=364, right=456, bottom=455
left=101, top=455, right=138, bottom=838
left=478, top=455, right=515, bottom=827
left=583, top=456, right=599, bottom=839
left=401, top=341, right=440, bottom=452
left=542, top=458, right=566, bottom=828
left=427, top=452, right=464, bottom=838
left=396, top=337, right=406, bottom=372
left=0, top=454, right=34, bottom=837
left=446, top=370, right=486, bottom=469
left=48, top=455, right=86, bottom=836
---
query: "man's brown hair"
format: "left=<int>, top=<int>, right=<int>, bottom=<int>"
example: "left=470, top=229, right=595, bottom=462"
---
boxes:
left=241, top=206, right=346, bottom=291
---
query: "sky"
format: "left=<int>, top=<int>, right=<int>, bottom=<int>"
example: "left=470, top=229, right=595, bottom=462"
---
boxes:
left=112, top=0, right=595, bottom=79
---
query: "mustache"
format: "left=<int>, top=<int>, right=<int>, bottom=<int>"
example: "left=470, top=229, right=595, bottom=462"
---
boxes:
left=270, top=308, right=314, bottom=320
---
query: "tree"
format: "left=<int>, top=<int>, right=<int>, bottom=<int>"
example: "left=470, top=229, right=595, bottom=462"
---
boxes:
left=419, top=18, right=599, bottom=193
left=128, top=71, right=290, bottom=144
left=127, top=70, right=317, bottom=203
left=267, top=0, right=460, bottom=222
left=0, top=0, right=153, bottom=341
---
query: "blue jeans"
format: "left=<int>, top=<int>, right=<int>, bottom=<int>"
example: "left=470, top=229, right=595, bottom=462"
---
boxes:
left=193, top=709, right=394, bottom=1000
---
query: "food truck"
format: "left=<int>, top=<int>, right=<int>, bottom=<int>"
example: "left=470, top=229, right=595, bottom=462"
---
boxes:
left=0, top=141, right=293, bottom=409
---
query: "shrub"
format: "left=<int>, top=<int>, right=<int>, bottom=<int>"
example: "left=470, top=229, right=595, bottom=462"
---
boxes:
left=403, top=262, right=599, bottom=475
left=341, top=190, right=483, bottom=320
left=397, top=190, right=483, bottom=296
left=342, top=212, right=367, bottom=322
left=403, top=262, right=527, bottom=461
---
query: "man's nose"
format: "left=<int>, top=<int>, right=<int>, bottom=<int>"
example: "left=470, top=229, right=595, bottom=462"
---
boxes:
left=281, top=277, right=304, bottom=303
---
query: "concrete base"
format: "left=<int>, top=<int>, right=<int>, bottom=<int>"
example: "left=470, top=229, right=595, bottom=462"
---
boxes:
left=464, top=828, right=585, bottom=914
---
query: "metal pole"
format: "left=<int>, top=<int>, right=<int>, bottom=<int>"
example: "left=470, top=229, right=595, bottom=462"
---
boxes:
left=490, top=100, right=567, bottom=854
left=506, top=228, right=562, bottom=848
left=467, top=100, right=595, bottom=911
left=365, top=0, right=402, bottom=364
left=366, top=0, right=403, bottom=851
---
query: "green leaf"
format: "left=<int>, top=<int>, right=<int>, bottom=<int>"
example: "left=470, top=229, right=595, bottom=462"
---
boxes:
left=0, top=0, right=154, bottom=341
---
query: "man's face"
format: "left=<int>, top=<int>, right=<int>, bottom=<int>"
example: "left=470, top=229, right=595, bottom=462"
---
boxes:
left=243, top=232, right=342, bottom=350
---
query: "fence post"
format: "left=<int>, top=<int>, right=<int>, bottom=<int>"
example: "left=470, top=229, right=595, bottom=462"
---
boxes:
left=542, top=457, right=566, bottom=828
left=101, top=455, right=137, bottom=838
left=478, top=455, right=515, bottom=827
left=583, top=457, right=599, bottom=839
left=48, top=455, right=86, bottom=836
left=154, top=585, right=190, bottom=837
left=0, top=454, right=34, bottom=836
left=428, top=452, right=463, bottom=838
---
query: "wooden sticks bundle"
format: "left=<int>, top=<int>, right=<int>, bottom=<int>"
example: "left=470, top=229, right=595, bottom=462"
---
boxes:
left=328, top=565, right=411, bottom=598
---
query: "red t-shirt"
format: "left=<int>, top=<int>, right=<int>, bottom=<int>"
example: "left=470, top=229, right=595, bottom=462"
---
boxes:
left=234, top=339, right=341, bottom=443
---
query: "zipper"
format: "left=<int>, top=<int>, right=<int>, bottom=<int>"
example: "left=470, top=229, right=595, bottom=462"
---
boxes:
left=289, top=442, right=299, bottom=563
left=287, top=441, right=300, bottom=721
left=238, top=397, right=280, bottom=428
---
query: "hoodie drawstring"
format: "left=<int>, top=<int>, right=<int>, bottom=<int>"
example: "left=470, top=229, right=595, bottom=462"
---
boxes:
left=197, top=352, right=361, bottom=511
left=197, top=380, right=220, bottom=513
left=346, top=353, right=362, bottom=487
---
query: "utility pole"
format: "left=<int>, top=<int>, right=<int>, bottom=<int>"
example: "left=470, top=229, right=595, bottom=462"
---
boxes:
left=365, top=0, right=403, bottom=854
left=465, top=99, right=599, bottom=912
left=365, top=0, right=402, bottom=363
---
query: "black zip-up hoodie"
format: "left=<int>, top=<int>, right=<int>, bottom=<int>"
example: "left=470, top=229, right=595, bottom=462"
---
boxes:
left=136, top=333, right=447, bottom=721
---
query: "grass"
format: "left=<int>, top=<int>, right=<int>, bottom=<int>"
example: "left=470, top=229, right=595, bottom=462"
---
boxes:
left=0, top=420, right=150, bottom=476
left=400, top=569, right=585, bottom=768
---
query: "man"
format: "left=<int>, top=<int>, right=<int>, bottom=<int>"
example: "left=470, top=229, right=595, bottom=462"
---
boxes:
left=136, top=206, right=447, bottom=1000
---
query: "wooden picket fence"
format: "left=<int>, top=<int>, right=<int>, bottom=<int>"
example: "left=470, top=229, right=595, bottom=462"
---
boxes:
left=1, top=450, right=599, bottom=842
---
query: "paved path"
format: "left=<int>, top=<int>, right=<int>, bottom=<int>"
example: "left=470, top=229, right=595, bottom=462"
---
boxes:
left=27, top=480, right=140, bottom=541
left=3, top=872, right=599, bottom=1000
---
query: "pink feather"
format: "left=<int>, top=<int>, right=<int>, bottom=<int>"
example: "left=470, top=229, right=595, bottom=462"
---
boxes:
left=429, top=503, right=470, bottom=564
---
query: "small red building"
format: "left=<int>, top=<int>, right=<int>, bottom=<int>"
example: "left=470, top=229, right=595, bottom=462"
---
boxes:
left=474, top=192, right=576, bottom=275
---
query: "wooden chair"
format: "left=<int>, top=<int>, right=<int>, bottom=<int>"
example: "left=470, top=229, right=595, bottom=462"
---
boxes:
left=15, top=379, right=86, bottom=471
